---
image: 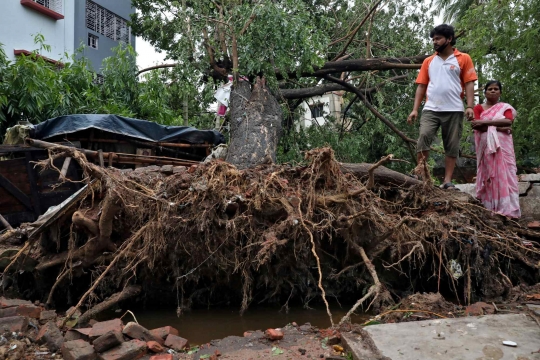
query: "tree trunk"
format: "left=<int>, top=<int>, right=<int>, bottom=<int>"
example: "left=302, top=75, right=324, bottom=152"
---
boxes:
left=226, top=76, right=282, bottom=169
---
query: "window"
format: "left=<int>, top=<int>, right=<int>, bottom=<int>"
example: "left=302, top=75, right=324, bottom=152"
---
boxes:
left=93, top=73, right=104, bottom=85
left=86, top=0, right=130, bottom=44
left=310, top=104, right=324, bottom=118
left=20, top=0, right=63, bottom=20
left=88, top=34, right=99, bottom=49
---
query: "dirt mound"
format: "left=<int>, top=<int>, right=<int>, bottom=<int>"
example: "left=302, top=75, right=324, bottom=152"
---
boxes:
left=1, top=147, right=539, bottom=327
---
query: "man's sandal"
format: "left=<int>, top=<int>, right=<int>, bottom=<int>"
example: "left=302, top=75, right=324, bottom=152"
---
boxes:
left=440, top=182, right=459, bottom=190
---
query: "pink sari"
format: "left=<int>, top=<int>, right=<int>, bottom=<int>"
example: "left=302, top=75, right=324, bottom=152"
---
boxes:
left=475, top=102, right=520, bottom=218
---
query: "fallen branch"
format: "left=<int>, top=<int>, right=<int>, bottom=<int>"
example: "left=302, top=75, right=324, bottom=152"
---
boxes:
left=78, top=285, right=142, bottom=325
left=367, top=154, right=394, bottom=189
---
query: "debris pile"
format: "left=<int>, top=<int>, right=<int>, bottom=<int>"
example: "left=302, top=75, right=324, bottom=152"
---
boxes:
left=0, top=146, right=539, bottom=326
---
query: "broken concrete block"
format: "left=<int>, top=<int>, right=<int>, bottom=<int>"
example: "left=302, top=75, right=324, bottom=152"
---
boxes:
left=0, top=315, right=28, bottom=332
left=149, top=326, right=179, bottom=341
left=99, top=339, right=147, bottom=360
left=164, top=334, right=189, bottom=351
left=518, top=182, right=531, bottom=195
left=89, top=318, right=123, bottom=340
left=62, top=339, right=97, bottom=360
left=172, top=166, right=187, bottom=174
left=36, top=321, right=64, bottom=352
left=93, top=330, right=124, bottom=353
left=519, top=173, right=540, bottom=182
left=160, top=165, right=174, bottom=174
left=123, top=321, right=163, bottom=344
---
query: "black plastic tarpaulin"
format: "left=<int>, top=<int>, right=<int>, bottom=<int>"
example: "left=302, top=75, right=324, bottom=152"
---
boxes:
left=32, top=114, right=225, bottom=145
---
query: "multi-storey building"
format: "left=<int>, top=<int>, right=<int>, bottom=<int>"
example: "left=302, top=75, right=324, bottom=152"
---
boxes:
left=0, top=0, right=135, bottom=71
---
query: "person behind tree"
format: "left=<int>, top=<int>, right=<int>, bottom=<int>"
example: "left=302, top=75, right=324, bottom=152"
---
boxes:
left=471, top=80, right=520, bottom=218
left=407, top=24, right=477, bottom=189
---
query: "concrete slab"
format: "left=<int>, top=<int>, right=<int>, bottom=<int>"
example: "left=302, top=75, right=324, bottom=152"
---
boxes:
left=363, top=314, right=540, bottom=360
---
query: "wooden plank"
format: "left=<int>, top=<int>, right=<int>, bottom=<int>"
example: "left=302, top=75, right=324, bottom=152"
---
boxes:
left=98, top=149, right=104, bottom=167
left=25, top=152, right=42, bottom=216
left=0, top=214, right=13, bottom=230
left=59, top=157, right=72, bottom=179
left=0, top=173, right=33, bottom=211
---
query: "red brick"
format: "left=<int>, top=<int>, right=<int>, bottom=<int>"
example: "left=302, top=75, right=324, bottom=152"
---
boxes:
left=188, top=165, right=198, bottom=173
left=0, top=307, right=17, bottom=318
left=149, top=326, right=179, bottom=341
left=0, top=297, right=32, bottom=308
left=123, top=322, right=163, bottom=344
left=528, top=221, right=540, bottom=229
left=89, top=318, right=123, bottom=339
left=65, top=329, right=89, bottom=342
left=164, top=334, right=189, bottom=351
left=17, top=304, right=42, bottom=318
left=215, top=349, right=222, bottom=357
left=100, top=339, right=147, bottom=360
left=265, top=328, right=283, bottom=341
left=0, top=315, right=28, bottom=332
left=36, top=321, right=64, bottom=352
left=61, top=339, right=97, bottom=360
left=465, top=302, right=495, bottom=316
left=93, top=330, right=124, bottom=353
left=147, top=340, right=164, bottom=353
left=150, top=355, right=173, bottom=360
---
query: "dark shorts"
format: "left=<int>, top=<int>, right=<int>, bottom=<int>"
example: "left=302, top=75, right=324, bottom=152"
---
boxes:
left=417, top=110, right=464, bottom=157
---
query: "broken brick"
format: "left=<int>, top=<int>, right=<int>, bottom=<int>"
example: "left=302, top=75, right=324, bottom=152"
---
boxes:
left=265, top=328, right=284, bottom=341
left=150, top=355, right=173, bottom=360
left=149, top=326, right=179, bottom=341
left=0, top=297, right=32, bottom=308
left=93, top=330, right=124, bottom=353
left=61, top=339, right=97, bottom=360
left=89, top=318, right=123, bottom=340
left=164, top=334, right=189, bottom=351
left=16, top=304, right=42, bottom=318
left=0, top=315, right=28, bottom=332
left=36, top=321, right=64, bottom=352
left=99, top=339, right=147, bottom=360
left=123, top=321, right=163, bottom=344
left=147, top=340, right=164, bottom=353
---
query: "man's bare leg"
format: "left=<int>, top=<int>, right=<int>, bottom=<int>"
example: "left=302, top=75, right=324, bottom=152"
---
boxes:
left=444, top=156, right=457, bottom=184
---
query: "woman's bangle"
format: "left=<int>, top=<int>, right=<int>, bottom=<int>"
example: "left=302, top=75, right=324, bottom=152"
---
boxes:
left=466, top=106, right=474, bottom=109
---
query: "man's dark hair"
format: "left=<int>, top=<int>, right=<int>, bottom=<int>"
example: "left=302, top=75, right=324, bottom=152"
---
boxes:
left=430, top=24, right=456, bottom=46
left=484, top=80, right=503, bottom=93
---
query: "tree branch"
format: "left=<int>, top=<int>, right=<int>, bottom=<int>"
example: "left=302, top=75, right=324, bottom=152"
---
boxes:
left=332, top=0, right=383, bottom=61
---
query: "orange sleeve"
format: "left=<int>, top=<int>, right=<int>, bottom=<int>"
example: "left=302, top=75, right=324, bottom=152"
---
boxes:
left=459, top=54, right=478, bottom=83
left=415, top=57, right=431, bottom=85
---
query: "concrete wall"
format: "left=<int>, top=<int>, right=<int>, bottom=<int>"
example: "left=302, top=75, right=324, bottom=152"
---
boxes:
left=298, top=93, right=343, bottom=129
left=0, top=0, right=75, bottom=61
left=74, top=0, right=136, bottom=72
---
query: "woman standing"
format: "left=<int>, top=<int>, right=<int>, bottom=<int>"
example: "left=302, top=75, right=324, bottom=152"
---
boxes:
left=472, top=80, right=520, bottom=218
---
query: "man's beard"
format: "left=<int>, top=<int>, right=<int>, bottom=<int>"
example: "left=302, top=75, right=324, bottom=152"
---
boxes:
left=434, top=41, right=449, bottom=53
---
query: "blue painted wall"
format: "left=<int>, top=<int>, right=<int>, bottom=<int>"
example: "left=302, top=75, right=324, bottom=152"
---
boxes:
left=74, top=0, right=136, bottom=72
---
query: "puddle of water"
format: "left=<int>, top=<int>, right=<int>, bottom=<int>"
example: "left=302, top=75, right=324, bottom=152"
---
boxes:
left=124, top=306, right=371, bottom=345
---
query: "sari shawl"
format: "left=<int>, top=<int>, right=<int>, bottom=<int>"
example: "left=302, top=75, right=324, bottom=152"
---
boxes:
left=475, top=102, right=520, bottom=218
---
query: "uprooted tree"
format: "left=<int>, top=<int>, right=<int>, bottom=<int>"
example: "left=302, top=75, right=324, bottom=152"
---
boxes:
left=132, top=0, right=434, bottom=168
left=1, top=145, right=539, bottom=327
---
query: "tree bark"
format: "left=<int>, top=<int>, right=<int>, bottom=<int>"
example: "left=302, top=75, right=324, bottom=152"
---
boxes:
left=226, top=77, right=282, bottom=169
left=340, top=162, right=421, bottom=187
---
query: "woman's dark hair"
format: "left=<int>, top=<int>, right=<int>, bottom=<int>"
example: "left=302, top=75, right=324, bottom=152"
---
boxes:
left=430, top=24, right=456, bottom=46
left=484, top=80, right=503, bottom=93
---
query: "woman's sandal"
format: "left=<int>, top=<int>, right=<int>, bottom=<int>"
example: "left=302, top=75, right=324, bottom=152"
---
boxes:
left=440, top=182, right=459, bottom=190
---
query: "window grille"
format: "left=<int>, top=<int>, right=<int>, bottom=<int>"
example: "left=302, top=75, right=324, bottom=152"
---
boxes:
left=86, top=0, right=130, bottom=44
left=33, top=0, right=62, bottom=14
left=88, top=33, right=99, bottom=49
left=310, top=104, right=324, bottom=118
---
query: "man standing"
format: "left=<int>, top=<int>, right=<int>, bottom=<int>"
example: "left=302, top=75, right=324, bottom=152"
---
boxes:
left=407, top=24, right=477, bottom=189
